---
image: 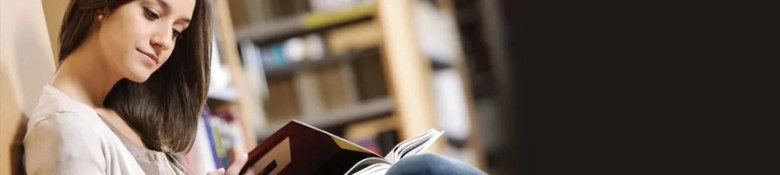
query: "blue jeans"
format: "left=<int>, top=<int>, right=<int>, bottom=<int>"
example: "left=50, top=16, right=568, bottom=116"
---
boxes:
left=387, top=154, right=487, bottom=175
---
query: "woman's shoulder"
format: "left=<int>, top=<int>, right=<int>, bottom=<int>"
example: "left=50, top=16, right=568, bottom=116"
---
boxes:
left=23, top=105, right=115, bottom=163
left=26, top=112, right=105, bottom=140
left=26, top=85, right=108, bottom=142
left=22, top=98, right=141, bottom=174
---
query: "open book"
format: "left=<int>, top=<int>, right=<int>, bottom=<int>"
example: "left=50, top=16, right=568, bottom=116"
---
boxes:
left=238, top=120, right=443, bottom=175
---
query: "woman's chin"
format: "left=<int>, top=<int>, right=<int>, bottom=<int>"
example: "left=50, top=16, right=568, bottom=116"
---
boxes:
left=122, top=64, right=157, bottom=83
left=124, top=70, right=153, bottom=83
left=125, top=75, right=151, bottom=83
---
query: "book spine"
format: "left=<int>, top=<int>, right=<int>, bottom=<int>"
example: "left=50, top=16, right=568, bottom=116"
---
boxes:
left=202, top=112, right=224, bottom=169
left=263, top=76, right=300, bottom=123
left=187, top=110, right=218, bottom=174
left=293, top=67, right=323, bottom=119
left=270, top=43, right=287, bottom=67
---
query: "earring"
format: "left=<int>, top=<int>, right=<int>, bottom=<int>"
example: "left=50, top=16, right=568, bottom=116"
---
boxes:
left=98, top=14, right=104, bottom=21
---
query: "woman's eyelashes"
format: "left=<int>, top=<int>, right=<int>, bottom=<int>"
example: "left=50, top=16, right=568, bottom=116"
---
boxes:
left=143, top=7, right=159, bottom=20
left=143, top=6, right=182, bottom=40
left=172, top=29, right=181, bottom=40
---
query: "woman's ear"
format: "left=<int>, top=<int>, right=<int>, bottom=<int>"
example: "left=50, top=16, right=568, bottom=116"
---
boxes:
left=91, top=8, right=108, bottom=33
left=96, top=7, right=109, bottom=21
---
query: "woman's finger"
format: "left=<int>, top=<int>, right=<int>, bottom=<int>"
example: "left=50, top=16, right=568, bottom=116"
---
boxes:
left=226, top=153, right=249, bottom=175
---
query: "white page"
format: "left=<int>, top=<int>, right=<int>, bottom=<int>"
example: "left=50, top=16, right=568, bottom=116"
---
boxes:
left=399, top=130, right=442, bottom=160
left=345, top=157, right=391, bottom=175
left=385, top=129, right=443, bottom=163
left=347, top=129, right=443, bottom=175
left=351, top=163, right=392, bottom=175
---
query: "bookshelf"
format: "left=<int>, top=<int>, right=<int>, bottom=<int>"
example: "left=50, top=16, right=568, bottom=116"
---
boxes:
left=258, top=97, right=393, bottom=138
left=211, top=0, right=487, bottom=171
left=234, top=3, right=376, bottom=45
left=263, top=47, right=379, bottom=77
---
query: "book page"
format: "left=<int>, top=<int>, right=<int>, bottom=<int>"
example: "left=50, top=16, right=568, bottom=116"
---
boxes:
left=384, top=129, right=443, bottom=163
left=345, top=157, right=391, bottom=175
left=350, top=163, right=392, bottom=175
left=345, top=129, right=443, bottom=175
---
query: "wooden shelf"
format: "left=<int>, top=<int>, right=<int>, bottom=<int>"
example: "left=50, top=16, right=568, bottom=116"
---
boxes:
left=258, top=97, right=394, bottom=138
left=234, top=4, right=376, bottom=45
left=263, top=47, right=379, bottom=77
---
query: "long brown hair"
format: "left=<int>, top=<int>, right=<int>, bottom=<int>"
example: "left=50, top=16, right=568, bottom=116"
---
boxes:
left=59, top=0, right=212, bottom=173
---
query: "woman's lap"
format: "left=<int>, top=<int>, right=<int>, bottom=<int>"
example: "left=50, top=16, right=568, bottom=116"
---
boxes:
left=386, top=154, right=487, bottom=175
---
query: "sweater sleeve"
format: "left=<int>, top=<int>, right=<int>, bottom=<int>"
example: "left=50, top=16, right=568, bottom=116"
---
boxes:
left=24, top=112, right=106, bottom=175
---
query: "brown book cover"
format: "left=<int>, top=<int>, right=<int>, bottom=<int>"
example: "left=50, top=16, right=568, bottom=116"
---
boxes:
left=240, top=120, right=444, bottom=175
left=239, top=120, right=380, bottom=175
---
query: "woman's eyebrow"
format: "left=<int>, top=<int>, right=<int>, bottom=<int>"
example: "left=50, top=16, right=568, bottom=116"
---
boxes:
left=176, top=18, right=191, bottom=29
left=156, top=0, right=170, bottom=12
left=157, top=0, right=191, bottom=25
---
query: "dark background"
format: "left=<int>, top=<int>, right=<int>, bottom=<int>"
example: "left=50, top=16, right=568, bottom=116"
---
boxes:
left=476, top=0, right=773, bottom=174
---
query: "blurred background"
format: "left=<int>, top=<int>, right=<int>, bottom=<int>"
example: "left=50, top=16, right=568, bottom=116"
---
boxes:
left=4, top=1, right=767, bottom=174
left=1, top=0, right=522, bottom=174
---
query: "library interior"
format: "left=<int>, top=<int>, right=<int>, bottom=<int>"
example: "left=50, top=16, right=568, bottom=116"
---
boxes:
left=2, top=0, right=521, bottom=174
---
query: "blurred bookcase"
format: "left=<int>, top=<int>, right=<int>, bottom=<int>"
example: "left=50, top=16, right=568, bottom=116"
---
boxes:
left=201, top=0, right=487, bottom=172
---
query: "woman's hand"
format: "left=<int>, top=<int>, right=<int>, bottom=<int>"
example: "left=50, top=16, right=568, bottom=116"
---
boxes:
left=207, top=153, right=249, bottom=175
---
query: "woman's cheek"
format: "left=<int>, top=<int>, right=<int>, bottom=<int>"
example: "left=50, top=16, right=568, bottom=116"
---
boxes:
left=160, top=46, right=174, bottom=64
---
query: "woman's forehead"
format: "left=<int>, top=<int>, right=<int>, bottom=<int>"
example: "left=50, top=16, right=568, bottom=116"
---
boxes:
left=147, top=0, right=196, bottom=18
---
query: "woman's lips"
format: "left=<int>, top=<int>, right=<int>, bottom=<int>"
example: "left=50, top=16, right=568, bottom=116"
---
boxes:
left=138, top=49, right=159, bottom=64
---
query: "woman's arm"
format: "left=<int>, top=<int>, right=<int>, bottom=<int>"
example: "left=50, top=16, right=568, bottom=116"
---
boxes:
left=24, top=113, right=106, bottom=174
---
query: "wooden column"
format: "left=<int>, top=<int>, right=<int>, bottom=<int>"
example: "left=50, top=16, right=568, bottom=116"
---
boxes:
left=377, top=0, right=444, bottom=154
left=212, top=0, right=264, bottom=151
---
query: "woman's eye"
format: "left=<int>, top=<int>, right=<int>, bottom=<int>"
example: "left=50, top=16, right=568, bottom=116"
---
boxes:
left=172, top=30, right=181, bottom=40
left=143, top=7, right=159, bottom=20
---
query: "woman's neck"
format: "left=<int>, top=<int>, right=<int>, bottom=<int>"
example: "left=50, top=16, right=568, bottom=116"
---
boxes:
left=51, top=38, right=122, bottom=108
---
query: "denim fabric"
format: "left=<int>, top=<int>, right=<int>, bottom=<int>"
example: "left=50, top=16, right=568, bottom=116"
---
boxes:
left=387, top=154, right=487, bottom=175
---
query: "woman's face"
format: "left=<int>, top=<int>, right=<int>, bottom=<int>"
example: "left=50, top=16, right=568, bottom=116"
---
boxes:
left=97, top=0, right=196, bottom=82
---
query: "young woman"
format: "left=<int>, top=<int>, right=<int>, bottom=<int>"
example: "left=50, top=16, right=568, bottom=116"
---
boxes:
left=23, top=0, right=486, bottom=174
left=23, top=0, right=246, bottom=174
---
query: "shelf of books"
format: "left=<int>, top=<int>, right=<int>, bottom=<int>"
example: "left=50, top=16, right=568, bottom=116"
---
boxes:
left=189, top=0, right=487, bottom=173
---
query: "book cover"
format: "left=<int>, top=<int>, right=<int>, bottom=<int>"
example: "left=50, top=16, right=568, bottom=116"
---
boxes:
left=239, top=120, right=443, bottom=175
left=240, top=120, right=378, bottom=175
